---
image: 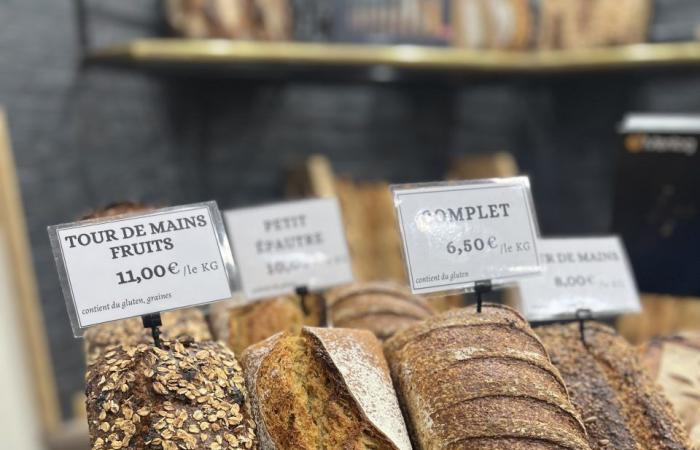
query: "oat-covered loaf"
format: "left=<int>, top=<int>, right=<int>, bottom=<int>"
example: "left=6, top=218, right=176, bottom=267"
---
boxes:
left=326, top=281, right=435, bottom=340
left=537, top=322, right=692, bottom=450
left=641, top=333, right=700, bottom=448
left=384, top=303, right=590, bottom=450
left=86, top=340, right=257, bottom=450
left=241, top=327, right=412, bottom=450
left=84, top=308, right=212, bottom=366
left=80, top=201, right=154, bottom=220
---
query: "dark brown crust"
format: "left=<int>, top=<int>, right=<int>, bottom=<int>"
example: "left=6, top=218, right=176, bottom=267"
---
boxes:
left=384, top=304, right=590, bottom=450
left=536, top=322, right=692, bottom=450
left=325, top=282, right=435, bottom=340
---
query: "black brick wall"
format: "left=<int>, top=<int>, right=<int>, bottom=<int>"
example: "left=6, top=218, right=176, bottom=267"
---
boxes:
left=2, top=0, right=700, bottom=418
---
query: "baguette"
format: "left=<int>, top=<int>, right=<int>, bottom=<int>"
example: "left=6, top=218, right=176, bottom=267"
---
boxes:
left=326, top=281, right=435, bottom=340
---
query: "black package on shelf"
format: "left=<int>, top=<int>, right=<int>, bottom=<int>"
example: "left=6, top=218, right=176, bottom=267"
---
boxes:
left=292, top=0, right=333, bottom=41
left=649, top=0, right=700, bottom=42
left=613, top=114, right=700, bottom=296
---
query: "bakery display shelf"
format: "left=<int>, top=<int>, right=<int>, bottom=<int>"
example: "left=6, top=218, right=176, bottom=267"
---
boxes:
left=86, top=39, right=700, bottom=77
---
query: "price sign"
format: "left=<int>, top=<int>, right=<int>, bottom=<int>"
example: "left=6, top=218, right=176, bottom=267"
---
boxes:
left=48, top=202, right=236, bottom=336
left=392, top=177, right=541, bottom=294
left=518, top=236, right=641, bottom=321
left=224, top=198, right=353, bottom=301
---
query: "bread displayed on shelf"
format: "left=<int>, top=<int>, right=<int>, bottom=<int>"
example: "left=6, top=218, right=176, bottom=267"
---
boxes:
left=335, top=178, right=407, bottom=283
left=641, top=333, right=700, bottom=447
left=85, top=340, right=257, bottom=450
left=384, top=303, right=590, bottom=449
left=617, top=293, right=700, bottom=345
left=536, top=322, right=692, bottom=450
left=221, top=295, right=305, bottom=355
left=538, top=0, right=652, bottom=50
left=83, top=308, right=212, bottom=366
left=325, top=281, right=435, bottom=340
left=252, top=0, right=293, bottom=40
left=241, top=327, right=411, bottom=450
left=452, top=0, right=533, bottom=50
left=164, top=0, right=254, bottom=39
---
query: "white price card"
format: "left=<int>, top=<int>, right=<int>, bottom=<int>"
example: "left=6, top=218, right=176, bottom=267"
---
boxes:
left=48, top=202, right=236, bottom=336
left=518, top=236, right=641, bottom=321
left=392, top=177, right=541, bottom=295
left=224, top=197, right=353, bottom=301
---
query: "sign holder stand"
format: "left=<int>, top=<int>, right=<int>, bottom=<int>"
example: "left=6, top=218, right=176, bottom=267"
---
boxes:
left=474, top=280, right=492, bottom=313
left=295, top=286, right=328, bottom=327
left=142, top=312, right=163, bottom=348
left=575, top=308, right=592, bottom=346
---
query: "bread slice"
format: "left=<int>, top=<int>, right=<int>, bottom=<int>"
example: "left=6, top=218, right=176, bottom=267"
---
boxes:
left=241, top=327, right=411, bottom=450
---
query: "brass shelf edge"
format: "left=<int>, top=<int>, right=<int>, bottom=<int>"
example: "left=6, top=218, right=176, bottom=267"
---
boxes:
left=86, top=39, right=700, bottom=73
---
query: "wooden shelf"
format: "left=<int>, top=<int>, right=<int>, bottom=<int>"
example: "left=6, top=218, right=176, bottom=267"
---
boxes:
left=85, top=39, right=700, bottom=76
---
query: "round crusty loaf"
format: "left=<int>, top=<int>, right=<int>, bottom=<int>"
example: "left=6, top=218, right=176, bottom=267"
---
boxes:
left=241, top=327, right=412, bottom=450
left=384, top=303, right=590, bottom=450
left=326, top=282, right=435, bottom=340
left=83, top=308, right=212, bottom=366
left=537, top=322, right=693, bottom=450
left=85, top=340, right=257, bottom=450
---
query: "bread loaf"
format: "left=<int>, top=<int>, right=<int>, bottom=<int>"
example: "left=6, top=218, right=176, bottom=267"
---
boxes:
left=84, top=308, right=212, bottom=366
left=241, top=327, right=411, bottom=450
left=165, top=0, right=254, bottom=39
left=85, top=340, right=257, bottom=450
left=224, top=295, right=304, bottom=355
left=536, top=322, right=692, bottom=450
left=641, top=333, right=700, bottom=448
left=384, top=303, right=590, bottom=450
left=80, top=201, right=153, bottom=221
left=326, top=281, right=435, bottom=340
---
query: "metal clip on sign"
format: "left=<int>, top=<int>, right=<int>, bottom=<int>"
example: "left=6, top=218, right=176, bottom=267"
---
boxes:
left=142, top=312, right=163, bottom=348
left=474, top=280, right=492, bottom=313
left=575, top=308, right=593, bottom=346
left=295, top=285, right=329, bottom=327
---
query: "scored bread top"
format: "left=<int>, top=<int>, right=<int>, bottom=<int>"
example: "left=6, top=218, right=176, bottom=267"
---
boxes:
left=241, top=327, right=412, bottom=450
left=384, top=303, right=590, bottom=450
left=538, top=321, right=693, bottom=450
left=326, top=281, right=434, bottom=315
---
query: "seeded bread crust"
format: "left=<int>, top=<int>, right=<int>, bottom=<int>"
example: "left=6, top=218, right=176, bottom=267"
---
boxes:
left=384, top=303, right=590, bottom=450
left=84, top=308, right=212, bottom=366
left=241, top=327, right=412, bottom=450
left=85, top=340, right=257, bottom=450
left=326, top=282, right=435, bottom=340
left=537, top=322, right=693, bottom=450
